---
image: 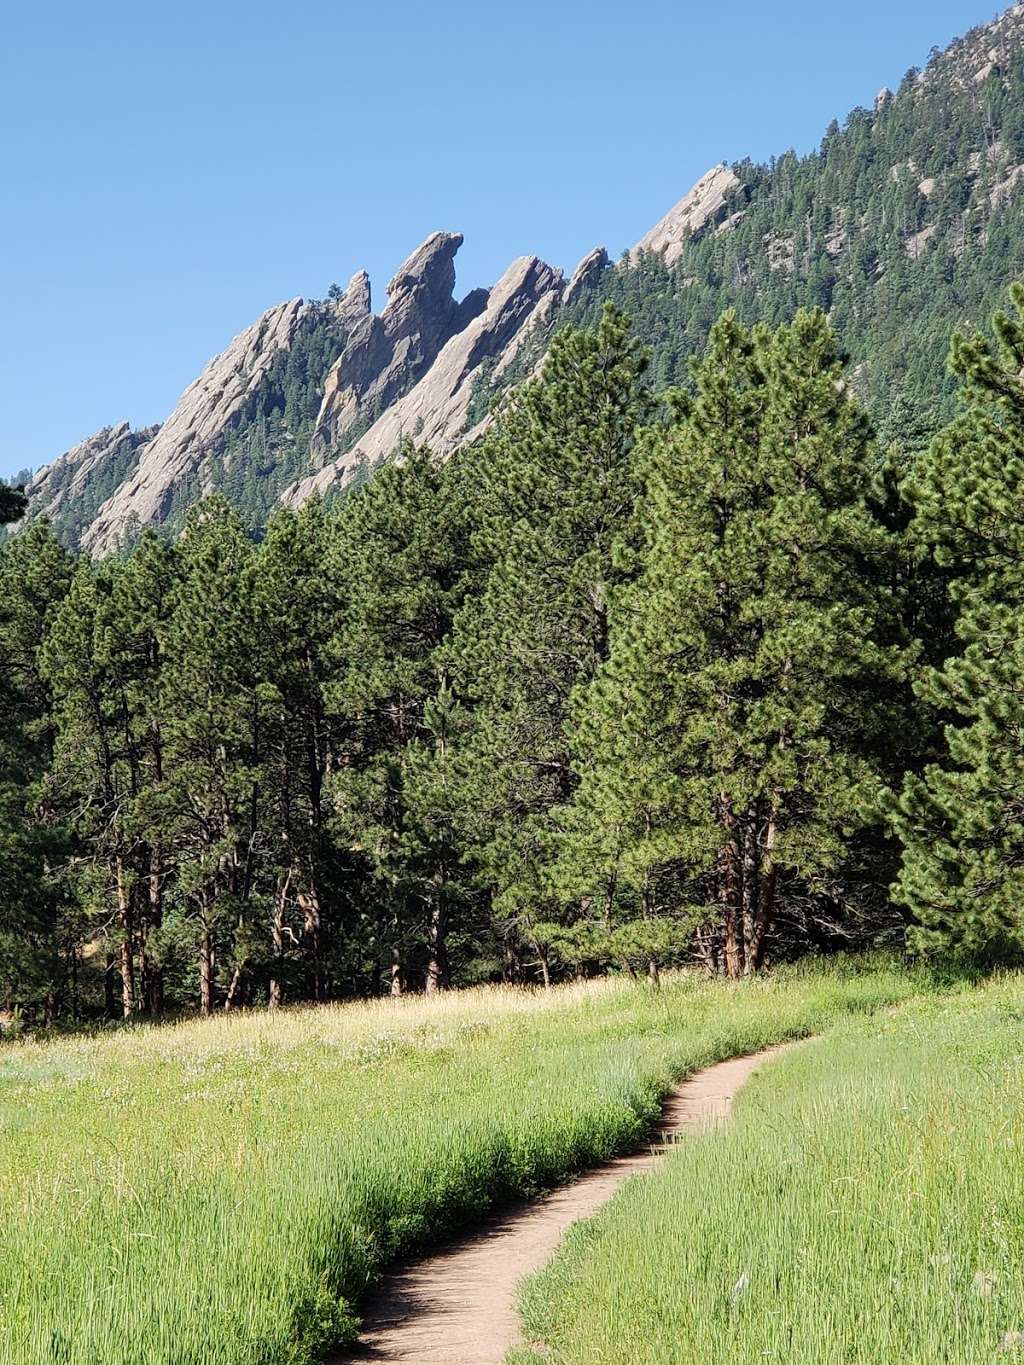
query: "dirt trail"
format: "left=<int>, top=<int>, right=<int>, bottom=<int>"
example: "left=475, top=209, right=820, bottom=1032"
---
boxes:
left=334, top=1042, right=799, bottom=1365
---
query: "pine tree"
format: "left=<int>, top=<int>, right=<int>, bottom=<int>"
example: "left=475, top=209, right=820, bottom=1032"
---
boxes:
left=159, top=498, right=264, bottom=1012
left=0, top=521, right=74, bottom=1017
left=0, top=484, right=26, bottom=526
left=892, top=283, right=1024, bottom=957
left=250, top=498, right=340, bottom=1005
left=325, top=447, right=471, bottom=993
left=450, top=306, right=652, bottom=974
left=566, top=310, right=905, bottom=976
left=42, top=533, right=180, bottom=1016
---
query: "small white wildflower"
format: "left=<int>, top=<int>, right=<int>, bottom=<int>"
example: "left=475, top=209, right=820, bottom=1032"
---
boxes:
left=730, top=1271, right=750, bottom=1302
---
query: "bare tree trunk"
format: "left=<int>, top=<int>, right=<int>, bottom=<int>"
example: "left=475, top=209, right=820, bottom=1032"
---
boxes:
left=104, top=952, right=118, bottom=1019
left=116, top=855, right=136, bottom=1018
left=502, top=940, right=523, bottom=984
left=223, top=962, right=244, bottom=1011
left=741, top=808, right=761, bottom=977
left=718, top=797, right=744, bottom=980
left=198, top=903, right=215, bottom=1015
left=268, top=868, right=292, bottom=1011
left=525, top=929, right=552, bottom=989
left=143, top=843, right=164, bottom=1014
left=695, top=923, right=720, bottom=975
left=389, top=947, right=403, bottom=997
left=298, top=885, right=323, bottom=1001
left=424, top=897, right=449, bottom=996
left=749, top=815, right=779, bottom=973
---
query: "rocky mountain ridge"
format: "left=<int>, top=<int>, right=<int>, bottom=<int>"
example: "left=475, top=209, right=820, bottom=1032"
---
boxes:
left=17, top=3, right=1024, bottom=552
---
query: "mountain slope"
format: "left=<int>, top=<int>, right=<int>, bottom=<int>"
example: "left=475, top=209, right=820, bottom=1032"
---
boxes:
left=18, top=3, right=1024, bottom=550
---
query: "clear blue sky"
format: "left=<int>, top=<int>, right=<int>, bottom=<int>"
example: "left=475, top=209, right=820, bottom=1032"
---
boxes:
left=0, top=0, right=1000, bottom=478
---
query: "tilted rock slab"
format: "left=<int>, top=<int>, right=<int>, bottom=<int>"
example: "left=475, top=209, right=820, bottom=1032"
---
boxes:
left=282, top=252, right=569, bottom=506
left=83, top=298, right=313, bottom=554
left=24, top=421, right=156, bottom=528
left=310, top=232, right=487, bottom=460
left=630, top=163, right=741, bottom=265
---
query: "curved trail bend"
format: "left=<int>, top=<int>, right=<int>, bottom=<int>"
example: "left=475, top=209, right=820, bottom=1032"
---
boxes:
left=335, top=1041, right=801, bottom=1365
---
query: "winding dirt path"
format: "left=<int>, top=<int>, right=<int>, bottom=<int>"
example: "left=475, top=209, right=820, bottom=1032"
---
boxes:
left=334, top=1042, right=799, bottom=1365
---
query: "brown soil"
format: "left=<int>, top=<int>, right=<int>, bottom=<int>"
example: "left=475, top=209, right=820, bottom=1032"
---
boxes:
left=333, top=1042, right=799, bottom=1365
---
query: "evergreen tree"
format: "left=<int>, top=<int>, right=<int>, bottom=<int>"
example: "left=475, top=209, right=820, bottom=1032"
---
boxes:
left=42, top=533, right=180, bottom=1016
left=450, top=305, right=652, bottom=973
left=0, top=522, right=74, bottom=1017
left=893, top=283, right=1024, bottom=957
left=566, top=311, right=906, bottom=976
left=0, top=484, right=26, bottom=526
left=159, top=498, right=264, bottom=1012
left=325, top=447, right=471, bottom=993
left=250, top=498, right=340, bottom=1005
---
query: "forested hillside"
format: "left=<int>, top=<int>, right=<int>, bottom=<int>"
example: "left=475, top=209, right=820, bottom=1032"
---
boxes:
left=7, top=8, right=1024, bottom=1024
left=489, top=4, right=1024, bottom=451
left=6, top=271, right=1024, bottom=1021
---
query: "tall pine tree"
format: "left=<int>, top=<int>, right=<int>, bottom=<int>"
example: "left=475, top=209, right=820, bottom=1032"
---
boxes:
left=451, top=305, right=652, bottom=976
left=893, top=283, right=1024, bottom=957
left=565, top=310, right=906, bottom=976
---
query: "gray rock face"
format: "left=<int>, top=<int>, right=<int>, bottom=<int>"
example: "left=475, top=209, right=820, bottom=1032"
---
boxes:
left=630, top=164, right=742, bottom=265
left=564, top=246, right=609, bottom=305
left=311, top=232, right=487, bottom=460
left=83, top=298, right=312, bottom=554
left=283, top=253, right=567, bottom=506
left=26, top=172, right=729, bottom=548
left=24, top=422, right=157, bottom=529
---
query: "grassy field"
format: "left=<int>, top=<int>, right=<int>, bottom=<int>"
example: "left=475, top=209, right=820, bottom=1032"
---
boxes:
left=513, top=977, right=1024, bottom=1365
left=0, top=960, right=926, bottom=1365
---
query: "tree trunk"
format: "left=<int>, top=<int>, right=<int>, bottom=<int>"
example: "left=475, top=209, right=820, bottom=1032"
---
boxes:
left=424, top=898, right=449, bottom=995
left=116, top=855, right=136, bottom=1018
left=198, top=912, right=215, bottom=1015
left=389, top=947, right=403, bottom=997
left=223, top=961, right=244, bottom=1011
left=748, top=802, right=764, bottom=977
left=718, top=797, right=744, bottom=979
left=298, top=885, right=323, bottom=1001
left=104, top=952, right=118, bottom=1019
left=502, top=940, right=523, bottom=984
left=69, top=944, right=80, bottom=1022
left=695, top=923, right=721, bottom=975
left=144, top=842, right=164, bottom=1014
left=749, top=815, right=780, bottom=973
left=268, top=868, right=292, bottom=1011
left=537, top=950, right=551, bottom=990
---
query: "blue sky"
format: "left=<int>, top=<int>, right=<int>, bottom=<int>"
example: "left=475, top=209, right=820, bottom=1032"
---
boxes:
left=0, top=0, right=1000, bottom=478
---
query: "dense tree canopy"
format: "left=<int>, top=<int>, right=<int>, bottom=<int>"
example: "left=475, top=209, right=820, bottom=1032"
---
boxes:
left=6, top=282, right=1024, bottom=1023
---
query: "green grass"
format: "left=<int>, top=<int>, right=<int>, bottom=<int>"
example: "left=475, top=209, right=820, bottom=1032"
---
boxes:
left=513, top=976, right=1024, bottom=1365
left=0, top=959, right=930, bottom=1365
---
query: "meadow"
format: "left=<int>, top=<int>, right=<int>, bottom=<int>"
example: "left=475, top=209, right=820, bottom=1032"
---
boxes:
left=0, top=960, right=925, bottom=1365
left=513, top=977, right=1024, bottom=1364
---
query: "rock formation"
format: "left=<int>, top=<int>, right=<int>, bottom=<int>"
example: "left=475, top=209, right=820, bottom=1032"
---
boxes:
left=282, top=253, right=568, bottom=506
left=23, top=225, right=613, bottom=549
left=25, top=422, right=153, bottom=527
left=630, top=164, right=742, bottom=265
left=310, top=232, right=487, bottom=459
left=83, top=298, right=312, bottom=554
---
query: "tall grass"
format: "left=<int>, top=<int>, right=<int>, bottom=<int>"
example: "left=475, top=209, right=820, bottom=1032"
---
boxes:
left=0, top=959, right=927, bottom=1365
left=513, top=977, right=1024, bottom=1365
